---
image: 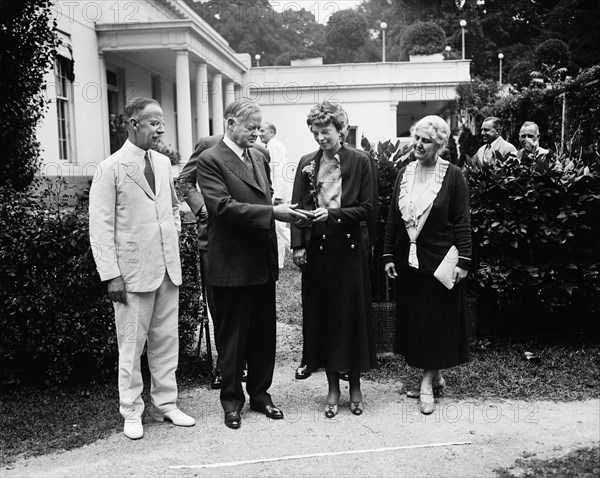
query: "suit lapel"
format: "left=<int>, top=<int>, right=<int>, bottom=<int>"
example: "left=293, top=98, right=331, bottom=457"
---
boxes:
left=123, top=156, right=155, bottom=199
left=218, top=141, right=264, bottom=194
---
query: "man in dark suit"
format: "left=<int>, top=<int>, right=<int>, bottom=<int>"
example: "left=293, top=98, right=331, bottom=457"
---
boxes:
left=179, top=136, right=270, bottom=389
left=196, top=98, right=308, bottom=430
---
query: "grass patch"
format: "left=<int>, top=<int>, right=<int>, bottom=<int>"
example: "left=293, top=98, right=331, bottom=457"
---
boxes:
left=366, top=341, right=600, bottom=401
left=494, top=446, right=600, bottom=477
left=0, top=357, right=212, bottom=467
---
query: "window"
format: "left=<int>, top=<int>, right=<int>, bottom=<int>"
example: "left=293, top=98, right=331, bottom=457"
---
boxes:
left=346, top=126, right=358, bottom=147
left=151, top=75, right=161, bottom=103
left=55, top=56, right=75, bottom=162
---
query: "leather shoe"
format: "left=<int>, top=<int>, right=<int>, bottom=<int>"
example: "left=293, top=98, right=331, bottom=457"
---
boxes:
left=224, top=411, right=241, bottom=429
left=153, top=408, right=195, bottom=427
left=419, top=391, right=435, bottom=415
left=295, top=364, right=312, bottom=380
left=250, top=403, right=284, bottom=420
left=211, top=372, right=222, bottom=390
left=123, top=419, right=143, bottom=440
left=340, top=371, right=350, bottom=381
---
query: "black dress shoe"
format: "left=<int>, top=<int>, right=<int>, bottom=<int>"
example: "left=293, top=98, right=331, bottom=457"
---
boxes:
left=250, top=403, right=284, bottom=420
left=211, top=373, right=222, bottom=390
left=295, top=364, right=312, bottom=380
left=340, top=371, right=349, bottom=381
left=224, top=411, right=241, bottom=429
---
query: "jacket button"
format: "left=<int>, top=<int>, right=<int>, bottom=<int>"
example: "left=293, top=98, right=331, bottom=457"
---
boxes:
left=346, top=234, right=351, bottom=238
left=350, top=244, right=355, bottom=249
left=322, top=235, right=326, bottom=240
left=337, top=219, right=341, bottom=223
left=319, top=246, right=323, bottom=251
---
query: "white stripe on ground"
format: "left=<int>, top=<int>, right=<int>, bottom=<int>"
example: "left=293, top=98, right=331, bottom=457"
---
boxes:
left=170, top=441, right=473, bottom=469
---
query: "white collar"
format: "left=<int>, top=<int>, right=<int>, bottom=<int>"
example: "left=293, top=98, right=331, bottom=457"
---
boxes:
left=223, top=135, right=245, bottom=160
left=121, top=139, right=150, bottom=161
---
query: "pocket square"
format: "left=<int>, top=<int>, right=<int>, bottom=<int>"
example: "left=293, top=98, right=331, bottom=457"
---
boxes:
left=433, top=245, right=459, bottom=289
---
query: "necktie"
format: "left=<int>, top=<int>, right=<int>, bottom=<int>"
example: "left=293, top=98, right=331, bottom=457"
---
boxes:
left=243, top=149, right=255, bottom=179
left=144, top=152, right=155, bottom=194
left=484, top=144, right=492, bottom=162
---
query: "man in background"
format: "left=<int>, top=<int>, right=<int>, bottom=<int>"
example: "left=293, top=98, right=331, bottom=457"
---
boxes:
left=260, top=122, right=295, bottom=269
left=474, top=116, right=517, bottom=164
left=515, top=121, right=550, bottom=163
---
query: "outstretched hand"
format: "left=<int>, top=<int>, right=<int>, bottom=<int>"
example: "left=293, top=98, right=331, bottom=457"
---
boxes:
left=273, top=204, right=311, bottom=225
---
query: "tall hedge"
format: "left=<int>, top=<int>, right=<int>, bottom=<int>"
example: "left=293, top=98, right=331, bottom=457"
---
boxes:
left=464, top=153, right=600, bottom=338
left=0, top=185, right=202, bottom=384
left=0, top=1, right=58, bottom=191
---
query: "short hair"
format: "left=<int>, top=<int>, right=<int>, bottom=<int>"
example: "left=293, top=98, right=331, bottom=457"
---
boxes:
left=125, top=98, right=161, bottom=121
left=306, top=102, right=348, bottom=137
left=482, top=116, right=502, bottom=131
left=520, top=121, right=540, bottom=135
left=224, top=98, right=261, bottom=122
left=412, top=115, right=451, bottom=150
left=262, top=122, right=277, bottom=134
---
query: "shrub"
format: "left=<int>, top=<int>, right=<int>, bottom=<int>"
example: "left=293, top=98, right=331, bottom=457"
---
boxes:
left=399, top=21, right=446, bottom=60
left=0, top=183, right=202, bottom=384
left=0, top=1, right=59, bottom=191
left=465, top=153, right=600, bottom=338
left=508, top=61, right=535, bottom=89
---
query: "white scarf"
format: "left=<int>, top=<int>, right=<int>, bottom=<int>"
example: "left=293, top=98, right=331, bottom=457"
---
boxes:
left=398, top=158, right=449, bottom=268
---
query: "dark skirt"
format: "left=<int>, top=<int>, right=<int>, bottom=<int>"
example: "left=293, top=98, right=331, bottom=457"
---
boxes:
left=394, top=268, right=470, bottom=370
left=302, top=221, right=377, bottom=372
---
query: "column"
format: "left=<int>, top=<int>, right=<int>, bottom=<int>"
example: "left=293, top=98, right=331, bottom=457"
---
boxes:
left=224, top=80, right=235, bottom=109
left=98, top=52, right=110, bottom=159
left=390, top=103, right=398, bottom=139
left=196, top=63, right=210, bottom=138
left=175, top=50, right=193, bottom=167
left=211, top=72, right=223, bottom=135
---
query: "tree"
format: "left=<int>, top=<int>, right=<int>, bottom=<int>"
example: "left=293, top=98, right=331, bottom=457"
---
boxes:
left=324, top=9, right=369, bottom=63
left=0, top=1, right=58, bottom=191
left=398, top=21, right=446, bottom=60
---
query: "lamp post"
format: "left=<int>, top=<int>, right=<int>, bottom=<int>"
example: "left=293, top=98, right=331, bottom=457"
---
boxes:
left=380, top=22, right=387, bottom=62
left=445, top=45, right=451, bottom=59
left=498, top=52, right=504, bottom=85
left=255, top=54, right=261, bottom=67
left=459, top=19, right=467, bottom=59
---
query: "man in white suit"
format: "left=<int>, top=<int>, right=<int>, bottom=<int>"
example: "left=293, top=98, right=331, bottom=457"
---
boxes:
left=473, top=116, right=517, bottom=164
left=89, top=98, right=195, bottom=440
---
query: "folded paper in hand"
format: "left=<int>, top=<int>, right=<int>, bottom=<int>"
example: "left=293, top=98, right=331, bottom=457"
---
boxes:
left=434, top=245, right=459, bottom=289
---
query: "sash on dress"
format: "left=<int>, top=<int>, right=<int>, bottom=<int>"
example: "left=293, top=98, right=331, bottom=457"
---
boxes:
left=398, top=158, right=449, bottom=268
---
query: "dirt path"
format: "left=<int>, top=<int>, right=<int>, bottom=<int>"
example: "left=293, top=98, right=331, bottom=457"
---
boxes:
left=4, top=322, right=599, bottom=478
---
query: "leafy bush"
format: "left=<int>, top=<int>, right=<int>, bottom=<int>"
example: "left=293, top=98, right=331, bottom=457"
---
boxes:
left=465, top=153, right=600, bottom=338
left=0, top=1, right=58, bottom=191
left=508, top=61, right=535, bottom=89
left=399, top=21, right=446, bottom=60
left=152, top=141, right=181, bottom=166
left=0, top=183, right=201, bottom=384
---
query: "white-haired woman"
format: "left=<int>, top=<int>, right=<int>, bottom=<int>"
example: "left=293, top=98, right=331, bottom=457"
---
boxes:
left=382, top=115, right=472, bottom=414
left=291, top=101, right=377, bottom=418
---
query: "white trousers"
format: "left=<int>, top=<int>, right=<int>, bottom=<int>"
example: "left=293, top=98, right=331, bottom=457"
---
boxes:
left=113, top=273, right=179, bottom=421
left=275, top=220, right=290, bottom=269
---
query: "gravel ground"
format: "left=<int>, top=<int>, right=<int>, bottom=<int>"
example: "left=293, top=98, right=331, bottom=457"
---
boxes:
left=3, top=321, right=599, bottom=478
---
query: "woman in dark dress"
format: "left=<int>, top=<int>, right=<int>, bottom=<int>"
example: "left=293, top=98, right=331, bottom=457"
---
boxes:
left=383, top=115, right=471, bottom=415
left=291, top=102, right=377, bottom=418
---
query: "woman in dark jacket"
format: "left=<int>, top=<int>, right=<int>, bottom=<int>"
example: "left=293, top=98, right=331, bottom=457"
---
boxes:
left=291, top=102, right=377, bottom=418
left=383, top=115, right=472, bottom=415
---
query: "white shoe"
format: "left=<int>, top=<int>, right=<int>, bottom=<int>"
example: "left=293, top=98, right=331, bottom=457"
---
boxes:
left=123, top=419, right=143, bottom=440
left=154, top=408, right=195, bottom=427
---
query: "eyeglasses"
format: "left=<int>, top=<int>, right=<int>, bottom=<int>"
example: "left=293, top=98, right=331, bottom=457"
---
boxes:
left=134, top=118, right=166, bottom=128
